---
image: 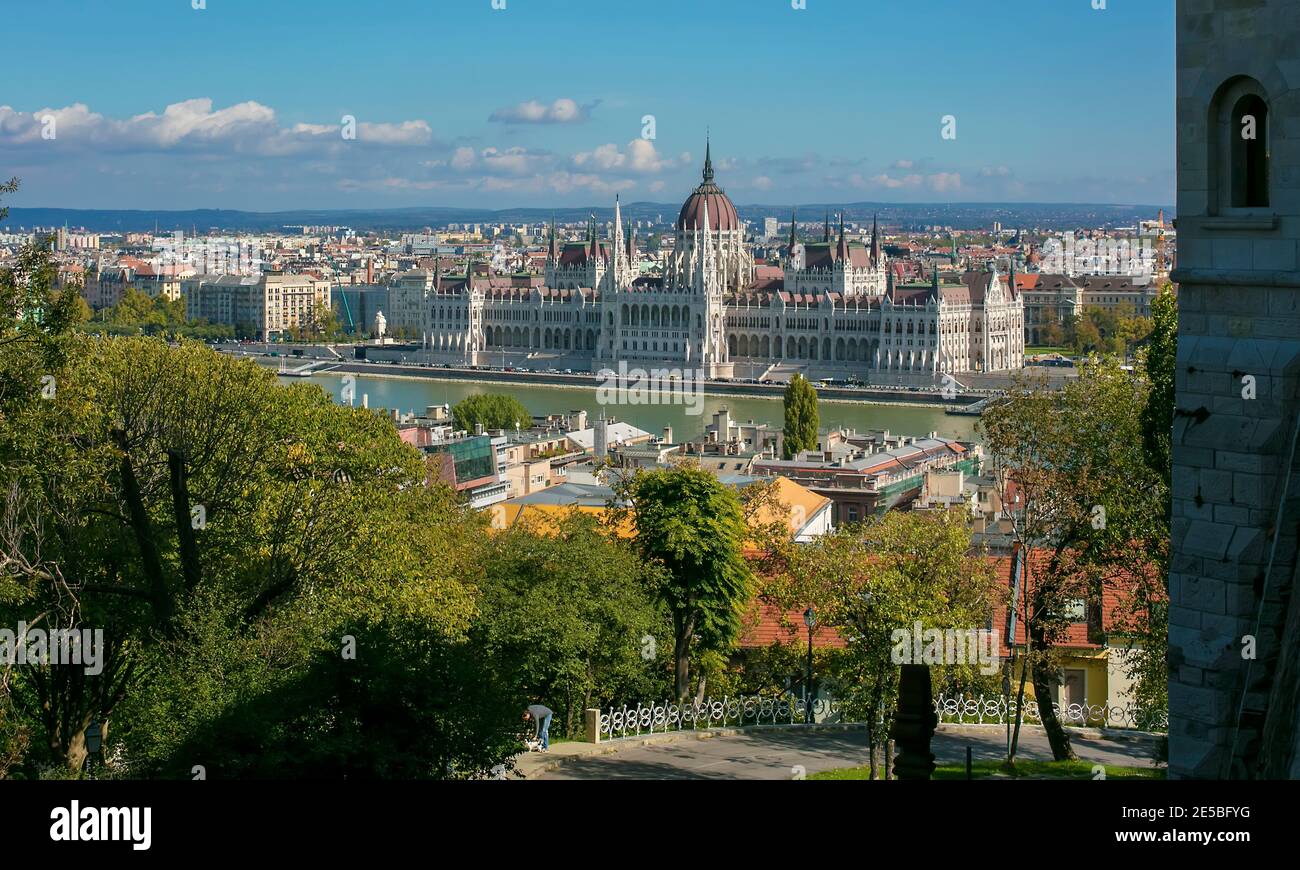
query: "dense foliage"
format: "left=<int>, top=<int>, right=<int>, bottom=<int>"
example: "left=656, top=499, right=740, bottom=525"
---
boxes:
left=78, top=287, right=234, bottom=341
left=1037, top=303, right=1153, bottom=358
left=612, top=465, right=753, bottom=699
left=979, top=356, right=1169, bottom=762
left=452, top=393, right=532, bottom=432
left=763, top=510, right=1002, bottom=767
left=782, top=374, right=819, bottom=459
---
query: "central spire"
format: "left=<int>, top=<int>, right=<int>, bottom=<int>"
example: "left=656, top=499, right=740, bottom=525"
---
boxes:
left=702, top=134, right=714, bottom=184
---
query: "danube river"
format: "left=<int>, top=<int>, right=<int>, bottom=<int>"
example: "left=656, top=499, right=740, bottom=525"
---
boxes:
left=280, top=370, right=980, bottom=442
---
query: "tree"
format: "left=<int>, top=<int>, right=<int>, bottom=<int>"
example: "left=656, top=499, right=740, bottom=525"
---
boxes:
left=452, top=393, right=531, bottom=432
left=782, top=374, right=819, bottom=459
left=763, top=510, right=1000, bottom=774
left=1128, top=282, right=1176, bottom=719
left=0, top=176, right=83, bottom=775
left=1140, top=285, right=1176, bottom=492
left=612, top=466, right=753, bottom=700
left=979, top=361, right=1167, bottom=763
left=473, top=511, right=668, bottom=737
left=312, top=302, right=344, bottom=342
left=0, top=336, right=487, bottom=774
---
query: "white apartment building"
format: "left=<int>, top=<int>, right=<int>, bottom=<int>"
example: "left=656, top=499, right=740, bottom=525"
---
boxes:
left=184, top=274, right=331, bottom=340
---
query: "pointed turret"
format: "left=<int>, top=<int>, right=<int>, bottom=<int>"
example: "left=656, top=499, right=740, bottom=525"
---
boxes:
left=703, top=135, right=714, bottom=185
left=788, top=208, right=798, bottom=253
left=870, top=213, right=881, bottom=265
left=588, top=215, right=599, bottom=260
left=823, top=211, right=831, bottom=243
left=547, top=217, right=558, bottom=264
left=836, top=213, right=849, bottom=261
left=612, top=194, right=624, bottom=275
left=697, top=197, right=714, bottom=291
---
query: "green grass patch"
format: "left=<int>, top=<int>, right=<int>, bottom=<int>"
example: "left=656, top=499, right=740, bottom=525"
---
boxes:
left=809, top=759, right=1164, bottom=780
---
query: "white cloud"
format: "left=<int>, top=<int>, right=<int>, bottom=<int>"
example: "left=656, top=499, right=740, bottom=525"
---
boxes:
left=488, top=98, right=596, bottom=124
left=847, top=171, right=961, bottom=193
left=929, top=172, right=962, bottom=192
left=572, top=139, right=682, bottom=174
left=751, top=176, right=773, bottom=191
left=0, top=99, right=434, bottom=156
left=480, top=146, right=552, bottom=175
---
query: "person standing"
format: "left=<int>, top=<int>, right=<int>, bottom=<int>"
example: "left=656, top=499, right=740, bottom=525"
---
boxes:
left=524, top=704, right=553, bottom=752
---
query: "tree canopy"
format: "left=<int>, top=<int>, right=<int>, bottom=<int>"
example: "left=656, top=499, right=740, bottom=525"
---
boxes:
left=782, top=374, right=819, bottom=459
left=978, top=357, right=1169, bottom=761
left=613, top=465, right=753, bottom=700
left=452, top=393, right=531, bottom=432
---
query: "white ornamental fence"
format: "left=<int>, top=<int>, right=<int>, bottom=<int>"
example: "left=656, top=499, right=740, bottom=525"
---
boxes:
left=934, top=693, right=1168, bottom=732
left=596, top=695, right=839, bottom=741
left=591, top=693, right=1166, bottom=742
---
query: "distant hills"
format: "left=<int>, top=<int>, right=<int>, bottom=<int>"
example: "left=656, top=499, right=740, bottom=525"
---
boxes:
left=4, top=201, right=1171, bottom=234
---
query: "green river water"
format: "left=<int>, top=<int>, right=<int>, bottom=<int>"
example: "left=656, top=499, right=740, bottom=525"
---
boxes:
left=279, top=370, right=980, bottom=443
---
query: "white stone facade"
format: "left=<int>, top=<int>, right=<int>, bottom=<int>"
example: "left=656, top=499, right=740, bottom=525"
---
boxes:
left=382, top=152, right=1023, bottom=380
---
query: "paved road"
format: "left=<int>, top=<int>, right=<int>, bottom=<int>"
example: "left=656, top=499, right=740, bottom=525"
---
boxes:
left=535, top=727, right=1160, bottom=780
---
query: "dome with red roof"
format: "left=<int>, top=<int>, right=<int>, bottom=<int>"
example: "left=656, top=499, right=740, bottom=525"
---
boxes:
left=676, top=142, right=740, bottom=232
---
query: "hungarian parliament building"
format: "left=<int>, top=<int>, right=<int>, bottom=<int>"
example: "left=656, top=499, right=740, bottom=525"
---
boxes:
left=386, top=147, right=1024, bottom=382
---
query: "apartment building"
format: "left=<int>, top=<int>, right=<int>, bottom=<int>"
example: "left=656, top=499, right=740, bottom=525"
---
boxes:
left=184, top=273, right=331, bottom=340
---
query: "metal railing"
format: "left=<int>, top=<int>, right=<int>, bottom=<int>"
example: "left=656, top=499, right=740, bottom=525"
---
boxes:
left=599, top=695, right=841, bottom=741
left=934, top=693, right=1168, bottom=732
left=596, top=692, right=1167, bottom=741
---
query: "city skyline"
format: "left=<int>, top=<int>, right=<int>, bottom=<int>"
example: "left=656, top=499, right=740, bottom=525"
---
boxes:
left=1, top=0, right=1175, bottom=211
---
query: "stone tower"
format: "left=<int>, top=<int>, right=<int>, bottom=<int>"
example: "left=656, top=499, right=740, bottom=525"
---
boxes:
left=1169, top=0, right=1300, bottom=779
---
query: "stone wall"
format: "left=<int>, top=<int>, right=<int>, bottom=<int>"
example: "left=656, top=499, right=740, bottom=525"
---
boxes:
left=1170, top=0, right=1300, bottom=779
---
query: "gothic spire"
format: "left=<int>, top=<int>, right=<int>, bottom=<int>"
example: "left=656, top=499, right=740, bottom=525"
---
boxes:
left=837, top=212, right=848, bottom=260
left=823, top=211, right=831, bottom=243
left=870, top=213, right=881, bottom=265
left=703, top=134, right=714, bottom=185
left=612, top=195, right=624, bottom=275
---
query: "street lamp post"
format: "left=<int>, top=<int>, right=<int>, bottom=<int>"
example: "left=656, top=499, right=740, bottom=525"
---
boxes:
left=84, top=720, right=102, bottom=779
left=803, top=606, right=816, bottom=724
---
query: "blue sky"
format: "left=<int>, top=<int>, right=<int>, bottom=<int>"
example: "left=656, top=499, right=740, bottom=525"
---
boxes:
left=0, top=0, right=1174, bottom=211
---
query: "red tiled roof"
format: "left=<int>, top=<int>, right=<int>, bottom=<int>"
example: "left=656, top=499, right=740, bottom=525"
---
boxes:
left=741, top=603, right=847, bottom=649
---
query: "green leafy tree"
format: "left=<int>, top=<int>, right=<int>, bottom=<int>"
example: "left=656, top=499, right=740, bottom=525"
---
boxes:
left=0, top=336, right=488, bottom=774
left=0, top=177, right=84, bottom=775
left=452, top=393, right=531, bottom=432
left=612, top=466, right=753, bottom=700
left=1127, top=283, right=1176, bottom=720
left=979, top=362, right=1168, bottom=763
left=1140, top=285, right=1177, bottom=492
left=782, top=374, right=819, bottom=459
left=473, top=511, right=668, bottom=737
left=764, top=510, right=1000, bottom=774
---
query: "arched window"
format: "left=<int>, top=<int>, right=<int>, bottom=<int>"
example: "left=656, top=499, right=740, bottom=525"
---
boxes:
left=1232, top=94, right=1269, bottom=208
left=1211, top=77, right=1271, bottom=212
